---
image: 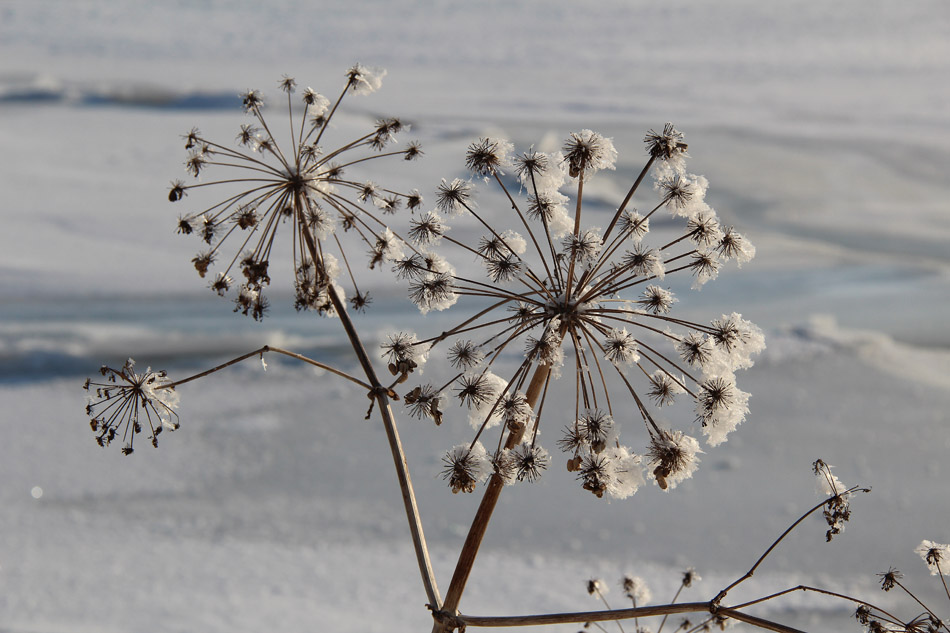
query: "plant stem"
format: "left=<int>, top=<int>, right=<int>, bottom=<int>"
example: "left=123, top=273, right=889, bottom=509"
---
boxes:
left=294, top=191, right=441, bottom=609
left=325, top=271, right=442, bottom=611
left=161, top=345, right=370, bottom=391
left=713, top=485, right=869, bottom=605
left=433, top=363, right=552, bottom=631
left=449, top=602, right=806, bottom=633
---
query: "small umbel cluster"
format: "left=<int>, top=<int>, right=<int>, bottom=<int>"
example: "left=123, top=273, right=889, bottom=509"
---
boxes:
left=169, top=65, right=423, bottom=320
left=400, top=124, right=762, bottom=499
left=83, top=358, right=180, bottom=454
left=854, top=538, right=950, bottom=632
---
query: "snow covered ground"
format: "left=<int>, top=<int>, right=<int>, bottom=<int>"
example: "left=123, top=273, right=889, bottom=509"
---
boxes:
left=2, top=1, right=949, bottom=631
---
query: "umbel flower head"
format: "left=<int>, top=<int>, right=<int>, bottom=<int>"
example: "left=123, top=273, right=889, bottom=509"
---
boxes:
left=402, top=125, right=763, bottom=499
left=83, top=358, right=180, bottom=454
left=170, top=65, right=423, bottom=319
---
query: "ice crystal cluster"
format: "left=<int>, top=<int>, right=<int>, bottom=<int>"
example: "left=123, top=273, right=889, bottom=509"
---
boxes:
left=399, top=125, right=764, bottom=499
left=168, top=65, right=421, bottom=319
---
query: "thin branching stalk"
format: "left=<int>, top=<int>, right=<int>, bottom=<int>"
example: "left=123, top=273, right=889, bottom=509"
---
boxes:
left=292, top=194, right=442, bottom=608
left=160, top=345, right=370, bottom=391
left=713, top=485, right=870, bottom=605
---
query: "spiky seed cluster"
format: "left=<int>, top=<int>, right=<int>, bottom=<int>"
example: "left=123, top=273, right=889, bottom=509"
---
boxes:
left=441, top=443, right=491, bottom=494
left=83, top=358, right=180, bottom=454
left=647, top=429, right=701, bottom=490
left=381, top=331, right=428, bottom=380
left=404, top=384, right=445, bottom=426
left=414, top=125, right=762, bottom=498
left=465, top=137, right=513, bottom=176
left=169, top=68, right=423, bottom=319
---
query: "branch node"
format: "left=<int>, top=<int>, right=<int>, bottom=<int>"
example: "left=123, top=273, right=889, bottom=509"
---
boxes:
left=428, top=604, right=466, bottom=632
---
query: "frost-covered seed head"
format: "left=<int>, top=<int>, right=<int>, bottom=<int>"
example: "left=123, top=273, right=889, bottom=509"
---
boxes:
left=639, top=285, right=676, bottom=315
left=647, top=429, right=701, bottom=490
left=278, top=75, right=296, bottom=93
left=408, top=211, right=446, bottom=245
left=577, top=410, right=615, bottom=453
left=659, top=175, right=693, bottom=209
left=677, top=333, right=713, bottom=367
left=644, top=123, right=688, bottom=160
left=618, top=209, right=649, bottom=241
left=441, top=443, right=490, bottom=494
left=485, top=254, right=523, bottom=283
left=915, top=540, right=950, bottom=576
left=646, top=370, right=685, bottom=406
left=587, top=578, right=608, bottom=596
left=603, top=329, right=639, bottom=365
left=447, top=340, right=484, bottom=370
left=512, top=444, right=550, bottom=482
left=682, top=567, right=701, bottom=587
left=621, top=576, right=651, bottom=605
left=622, top=244, right=664, bottom=279
left=562, top=229, right=603, bottom=265
left=456, top=373, right=496, bottom=410
left=173, top=70, right=417, bottom=319
left=435, top=178, right=473, bottom=215
left=404, top=384, right=444, bottom=426
left=241, top=89, right=263, bottom=112
left=346, top=63, right=385, bottom=95
left=717, top=226, right=756, bottom=265
left=562, top=130, right=617, bottom=180
left=83, top=358, right=180, bottom=453
left=416, top=127, right=759, bottom=501
left=514, top=150, right=549, bottom=182
left=465, top=137, right=513, bottom=176
left=688, top=250, right=720, bottom=287
left=408, top=272, right=458, bottom=314
left=686, top=211, right=723, bottom=247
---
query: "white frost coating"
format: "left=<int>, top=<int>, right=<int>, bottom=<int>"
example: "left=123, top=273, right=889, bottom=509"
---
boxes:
left=568, top=129, right=617, bottom=180
left=603, top=445, right=644, bottom=500
left=347, top=64, right=385, bottom=95
left=698, top=373, right=750, bottom=447
left=305, top=91, right=331, bottom=119
left=815, top=463, right=848, bottom=497
left=421, top=251, right=455, bottom=276
left=915, top=540, right=950, bottom=576
left=501, top=230, right=527, bottom=255
left=322, top=252, right=341, bottom=280
left=520, top=151, right=568, bottom=195
left=648, top=429, right=701, bottom=490
left=445, top=441, right=493, bottom=483
left=467, top=371, right=509, bottom=430
left=380, top=228, right=405, bottom=262
left=690, top=249, right=720, bottom=290
left=142, top=367, right=180, bottom=430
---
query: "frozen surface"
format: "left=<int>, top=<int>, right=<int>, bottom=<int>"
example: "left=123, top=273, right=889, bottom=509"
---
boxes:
left=1, top=2, right=949, bottom=632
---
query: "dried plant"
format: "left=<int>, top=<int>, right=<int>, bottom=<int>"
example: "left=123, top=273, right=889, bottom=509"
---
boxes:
left=76, top=66, right=938, bottom=633
left=399, top=126, right=762, bottom=506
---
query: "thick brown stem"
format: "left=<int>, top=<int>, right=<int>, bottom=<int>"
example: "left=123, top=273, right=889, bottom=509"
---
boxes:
left=433, top=364, right=552, bottom=631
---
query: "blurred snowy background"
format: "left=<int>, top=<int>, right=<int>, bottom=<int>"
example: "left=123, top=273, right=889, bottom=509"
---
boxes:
left=1, top=1, right=949, bottom=631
